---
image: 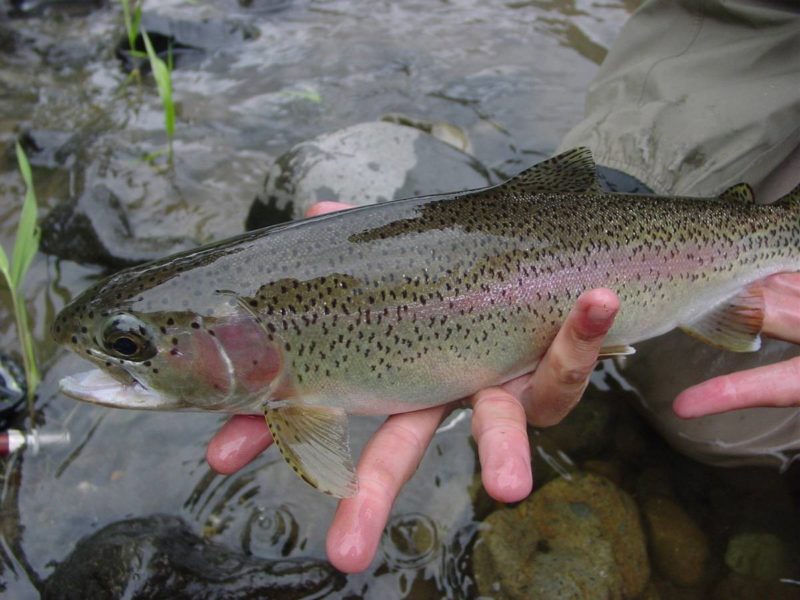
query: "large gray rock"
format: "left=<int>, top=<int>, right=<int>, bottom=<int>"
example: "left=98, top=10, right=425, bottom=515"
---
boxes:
left=245, top=121, right=491, bottom=229
left=42, top=514, right=344, bottom=600
left=40, top=185, right=198, bottom=269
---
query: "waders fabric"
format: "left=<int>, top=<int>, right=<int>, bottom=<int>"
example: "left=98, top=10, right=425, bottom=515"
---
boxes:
left=561, top=0, right=800, bottom=469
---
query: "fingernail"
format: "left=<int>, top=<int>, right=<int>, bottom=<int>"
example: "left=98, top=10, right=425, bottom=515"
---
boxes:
left=586, top=303, right=614, bottom=326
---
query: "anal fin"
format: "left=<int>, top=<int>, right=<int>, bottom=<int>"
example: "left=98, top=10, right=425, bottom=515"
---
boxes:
left=720, top=182, right=755, bottom=204
left=680, top=284, right=765, bottom=352
left=265, top=404, right=358, bottom=498
left=598, top=345, right=636, bottom=358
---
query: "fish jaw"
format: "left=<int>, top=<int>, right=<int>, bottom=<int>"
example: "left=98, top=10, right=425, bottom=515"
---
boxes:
left=59, top=369, right=191, bottom=410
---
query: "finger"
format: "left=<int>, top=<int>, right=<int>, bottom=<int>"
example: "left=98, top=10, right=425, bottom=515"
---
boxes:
left=326, top=405, right=448, bottom=573
left=471, top=388, right=532, bottom=502
left=206, top=415, right=273, bottom=475
left=762, top=278, right=800, bottom=344
left=305, top=201, right=354, bottom=218
left=519, top=288, right=620, bottom=427
left=762, top=272, right=800, bottom=296
left=674, top=357, right=800, bottom=418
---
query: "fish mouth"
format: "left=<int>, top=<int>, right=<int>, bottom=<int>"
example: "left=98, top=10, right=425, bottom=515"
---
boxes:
left=59, top=369, right=190, bottom=410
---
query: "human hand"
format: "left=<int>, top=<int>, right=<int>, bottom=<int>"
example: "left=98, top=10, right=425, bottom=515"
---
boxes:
left=673, top=273, right=800, bottom=418
left=206, top=201, right=619, bottom=572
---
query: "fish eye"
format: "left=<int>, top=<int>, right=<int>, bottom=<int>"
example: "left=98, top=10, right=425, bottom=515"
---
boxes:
left=101, top=314, right=157, bottom=362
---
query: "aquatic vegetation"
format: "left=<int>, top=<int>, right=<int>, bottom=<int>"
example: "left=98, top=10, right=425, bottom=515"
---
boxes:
left=0, top=143, right=41, bottom=408
left=120, top=0, right=144, bottom=66
left=280, top=87, right=323, bottom=104
left=141, top=30, right=176, bottom=165
left=118, top=0, right=176, bottom=165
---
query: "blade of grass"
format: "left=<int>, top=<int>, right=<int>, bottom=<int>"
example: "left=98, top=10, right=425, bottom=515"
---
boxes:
left=0, top=245, right=8, bottom=278
left=121, top=0, right=143, bottom=55
left=12, top=143, right=41, bottom=289
left=0, top=144, right=41, bottom=412
left=141, top=29, right=175, bottom=162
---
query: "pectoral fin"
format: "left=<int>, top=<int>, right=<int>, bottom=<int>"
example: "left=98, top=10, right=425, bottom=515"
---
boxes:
left=265, top=404, right=358, bottom=498
left=680, top=284, right=765, bottom=352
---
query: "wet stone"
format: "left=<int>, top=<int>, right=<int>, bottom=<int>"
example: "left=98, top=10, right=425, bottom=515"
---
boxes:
left=535, top=380, right=617, bottom=459
left=473, top=473, right=650, bottom=600
left=724, top=531, right=795, bottom=581
left=41, top=514, right=345, bottom=600
left=13, top=130, right=79, bottom=169
left=652, top=580, right=708, bottom=600
left=40, top=185, right=198, bottom=269
left=0, top=353, right=26, bottom=426
left=642, top=496, right=710, bottom=587
left=712, top=572, right=800, bottom=600
left=7, top=0, right=104, bottom=18
left=116, top=10, right=260, bottom=73
left=245, top=121, right=491, bottom=229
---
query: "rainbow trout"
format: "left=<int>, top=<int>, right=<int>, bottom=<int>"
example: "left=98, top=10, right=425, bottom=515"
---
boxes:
left=54, top=148, right=800, bottom=496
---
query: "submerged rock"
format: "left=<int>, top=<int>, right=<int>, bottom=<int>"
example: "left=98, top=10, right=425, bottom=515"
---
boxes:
left=642, top=496, right=709, bottom=587
left=724, top=531, right=794, bottom=581
left=42, top=514, right=344, bottom=600
left=245, top=121, right=491, bottom=229
left=40, top=185, right=198, bottom=269
left=473, top=473, right=649, bottom=600
left=712, top=572, right=800, bottom=600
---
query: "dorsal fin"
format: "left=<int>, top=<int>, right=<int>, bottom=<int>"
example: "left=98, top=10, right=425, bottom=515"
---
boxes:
left=501, top=147, right=599, bottom=195
left=720, top=183, right=755, bottom=204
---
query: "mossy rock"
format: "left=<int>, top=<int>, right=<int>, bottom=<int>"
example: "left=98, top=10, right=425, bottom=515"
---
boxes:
left=473, top=473, right=650, bottom=599
left=642, top=496, right=709, bottom=587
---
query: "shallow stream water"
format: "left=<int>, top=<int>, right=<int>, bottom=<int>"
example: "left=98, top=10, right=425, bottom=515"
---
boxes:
left=0, top=1, right=798, bottom=598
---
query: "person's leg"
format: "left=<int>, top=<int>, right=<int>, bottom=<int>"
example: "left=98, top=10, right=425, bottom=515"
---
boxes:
left=560, top=0, right=800, bottom=468
left=560, top=0, right=800, bottom=199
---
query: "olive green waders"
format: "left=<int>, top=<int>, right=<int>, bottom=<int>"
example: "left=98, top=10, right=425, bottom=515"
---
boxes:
left=560, top=0, right=800, bottom=468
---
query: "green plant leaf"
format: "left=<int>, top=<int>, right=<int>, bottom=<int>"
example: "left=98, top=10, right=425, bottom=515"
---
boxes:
left=142, top=30, right=175, bottom=139
left=132, top=3, right=142, bottom=42
left=12, top=143, right=40, bottom=289
left=0, top=244, right=9, bottom=282
left=121, top=0, right=142, bottom=52
left=281, top=88, right=323, bottom=104
left=14, top=289, right=40, bottom=395
left=2, top=142, right=42, bottom=406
